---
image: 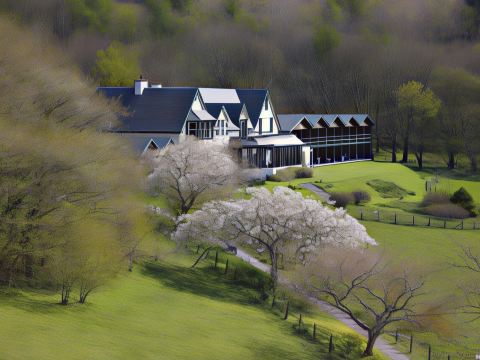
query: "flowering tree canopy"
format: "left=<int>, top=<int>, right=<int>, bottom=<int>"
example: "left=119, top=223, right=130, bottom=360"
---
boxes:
left=149, top=138, right=240, bottom=216
left=174, top=186, right=376, bottom=292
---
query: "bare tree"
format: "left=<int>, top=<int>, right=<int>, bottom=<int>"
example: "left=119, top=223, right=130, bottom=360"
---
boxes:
left=299, top=249, right=426, bottom=357
left=453, top=247, right=480, bottom=321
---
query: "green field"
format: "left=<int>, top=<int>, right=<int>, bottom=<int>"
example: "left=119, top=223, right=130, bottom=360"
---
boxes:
left=0, top=240, right=377, bottom=360
left=264, top=161, right=480, bottom=358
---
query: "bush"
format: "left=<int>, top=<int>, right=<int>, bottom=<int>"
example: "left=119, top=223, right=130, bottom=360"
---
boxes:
left=330, top=192, right=355, bottom=208
left=288, top=184, right=297, bottom=190
left=451, top=187, right=477, bottom=216
left=424, top=203, right=470, bottom=219
left=267, top=167, right=313, bottom=182
left=352, top=190, right=371, bottom=205
left=421, top=192, right=451, bottom=207
left=267, top=168, right=296, bottom=182
left=294, top=167, right=313, bottom=179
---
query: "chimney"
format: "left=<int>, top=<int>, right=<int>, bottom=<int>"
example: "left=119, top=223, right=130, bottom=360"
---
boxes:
left=134, top=75, right=148, bottom=95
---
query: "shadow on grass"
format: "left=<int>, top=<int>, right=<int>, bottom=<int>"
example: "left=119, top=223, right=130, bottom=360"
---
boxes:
left=141, top=260, right=263, bottom=306
left=0, top=287, right=90, bottom=314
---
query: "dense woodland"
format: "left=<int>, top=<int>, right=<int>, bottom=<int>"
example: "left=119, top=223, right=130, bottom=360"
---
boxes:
left=1, top=0, right=479, bottom=172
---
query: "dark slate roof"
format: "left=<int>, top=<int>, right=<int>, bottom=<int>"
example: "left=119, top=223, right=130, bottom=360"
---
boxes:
left=277, top=114, right=308, bottom=132
left=205, top=103, right=246, bottom=127
left=278, top=114, right=375, bottom=132
left=127, top=136, right=173, bottom=154
left=97, top=87, right=198, bottom=133
left=236, top=89, right=268, bottom=128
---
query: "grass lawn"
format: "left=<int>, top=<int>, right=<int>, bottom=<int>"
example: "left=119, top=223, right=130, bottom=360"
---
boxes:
left=0, top=242, right=377, bottom=360
left=365, top=221, right=480, bottom=359
left=261, top=161, right=480, bottom=358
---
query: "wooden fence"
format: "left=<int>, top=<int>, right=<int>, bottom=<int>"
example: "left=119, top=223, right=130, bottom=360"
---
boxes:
left=355, top=209, right=480, bottom=231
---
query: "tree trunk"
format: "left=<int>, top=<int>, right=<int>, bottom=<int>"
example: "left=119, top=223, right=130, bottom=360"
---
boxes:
left=401, top=134, right=409, bottom=163
left=415, top=151, right=423, bottom=169
left=269, top=250, right=279, bottom=295
left=391, top=141, right=397, bottom=163
left=362, top=332, right=378, bottom=357
left=448, top=152, right=455, bottom=169
left=469, top=155, right=478, bottom=173
left=191, top=246, right=212, bottom=268
left=61, top=282, right=71, bottom=305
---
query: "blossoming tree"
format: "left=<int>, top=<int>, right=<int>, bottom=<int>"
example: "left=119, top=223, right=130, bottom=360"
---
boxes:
left=149, top=138, right=240, bottom=217
left=174, top=186, right=376, bottom=293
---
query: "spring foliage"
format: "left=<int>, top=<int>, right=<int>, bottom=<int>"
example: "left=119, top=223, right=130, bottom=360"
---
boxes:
left=0, top=19, right=146, bottom=303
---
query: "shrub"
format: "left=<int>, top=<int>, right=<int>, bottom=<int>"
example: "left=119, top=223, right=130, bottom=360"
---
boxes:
left=424, top=203, right=470, bottom=219
left=352, top=190, right=371, bottom=205
left=451, top=187, right=477, bottom=216
left=267, top=168, right=296, bottom=182
left=287, top=184, right=297, bottom=190
left=294, top=167, right=313, bottom=179
left=421, top=192, right=451, bottom=207
left=267, top=167, right=313, bottom=182
left=330, top=192, right=355, bottom=208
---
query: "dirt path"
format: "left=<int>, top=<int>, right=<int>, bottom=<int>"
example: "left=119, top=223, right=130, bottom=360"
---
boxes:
left=300, top=183, right=332, bottom=203
left=235, top=249, right=409, bottom=360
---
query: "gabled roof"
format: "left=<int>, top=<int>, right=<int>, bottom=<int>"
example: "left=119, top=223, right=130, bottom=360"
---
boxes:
left=236, top=89, right=268, bottom=128
left=126, top=136, right=174, bottom=154
left=278, top=114, right=375, bottom=132
left=205, top=103, right=248, bottom=128
left=277, top=114, right=309, bottom=132
left=97, top=87, right=198, bottom=133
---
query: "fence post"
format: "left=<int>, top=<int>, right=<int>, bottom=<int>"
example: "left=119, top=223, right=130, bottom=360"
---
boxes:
left=409, top=334, right=413, bottom=353
left=360, top=211, right=363, bottom=220
left=329, top=334, right=334, bottom=353
left=313, top=323, right=316, bottom=340
left=444, top=220, right=447, bottom=229
left=428, top=217, right=431, bottom=227
left=298, top=314, right=302, bottom=328
left=283, top=301, right=289, bottom=320
left=462, top=220, right=464, bottom=230
left=214, top=249, right=219, bottom=268
left=447, top=355, right=451, bottom=360
left=413, top=216, right=415, bottom=226
left=395, top=330, right=399, bottom=343
left=377, top=211, right=380, bottom=221
left=394, top=213, right=397, bottom=224
left=224, top=259, right=229, bottom=275
left=428, top=345, right=431, bottom=360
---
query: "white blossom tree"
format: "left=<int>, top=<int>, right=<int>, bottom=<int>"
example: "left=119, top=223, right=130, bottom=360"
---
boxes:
left=174, top=187, right=376, bottom=293
left=149, top=138, right=241, bottom=217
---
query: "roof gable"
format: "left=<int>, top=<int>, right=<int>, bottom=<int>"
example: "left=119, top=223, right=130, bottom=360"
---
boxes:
left=236, top=89, right=268, bottom=128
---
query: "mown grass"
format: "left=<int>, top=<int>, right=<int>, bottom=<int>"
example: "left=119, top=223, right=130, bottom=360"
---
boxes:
left=263, top=161, right=480, bottom=358
left=366, top=222, right=480, bottom=359
left=0, top=241, right=383, bottom=360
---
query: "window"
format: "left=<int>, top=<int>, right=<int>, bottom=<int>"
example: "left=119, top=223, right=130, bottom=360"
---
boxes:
left=259, top=119, right=262, bottom=135
left=187, top=122, right=197, bottom=136
left=264, top=98, right=268, bottom=111
left=269, top=118, right=273, bottom=133
left=241, top=120, right=247, bottom=139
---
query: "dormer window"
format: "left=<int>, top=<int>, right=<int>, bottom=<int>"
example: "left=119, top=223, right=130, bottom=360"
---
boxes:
left=264, top=99, right=268, bottom=111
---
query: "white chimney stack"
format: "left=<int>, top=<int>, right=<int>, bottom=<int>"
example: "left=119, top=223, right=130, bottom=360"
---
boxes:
left=134, top=76, right=148, bottom=95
